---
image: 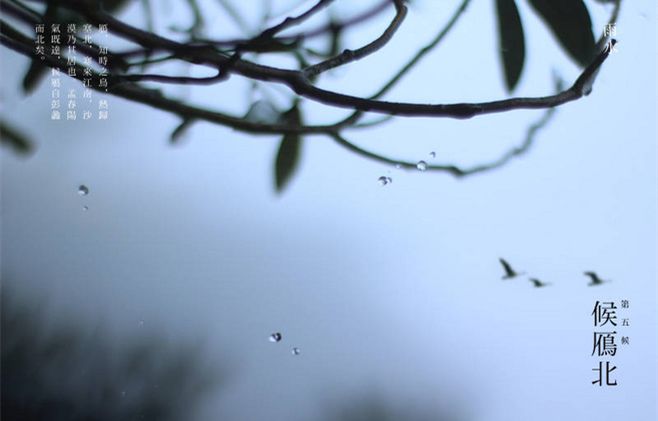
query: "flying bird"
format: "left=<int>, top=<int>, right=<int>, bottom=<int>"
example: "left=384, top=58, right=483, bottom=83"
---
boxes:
left=584, top=271, right=609, bottom=286
left=529, top=278, right=550, bottom=288
left=499, top=258, right=523, bottom=280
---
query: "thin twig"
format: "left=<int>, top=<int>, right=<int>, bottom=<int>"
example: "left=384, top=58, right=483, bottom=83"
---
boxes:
left=303, top=0, right=407, bottom=77
left=339, top=0, right=472, bottom=126
left=215, top=0, right=250, bottom=33
left=185, top=0, right=204, bottom=36
left=0, top=20, right=351, bottom=135
left=368, top=0, right=471, bottom=101
left=0, top=13, right=610, bottom=133
left=257, top=0, right=334, bottom=40
left=282, top=0, right=389, bottom=42
left=330, top=104, right=556, bottom=178
left=116, top=70, right=226, bottom=85
left=188, top=0, right=390, bottom=49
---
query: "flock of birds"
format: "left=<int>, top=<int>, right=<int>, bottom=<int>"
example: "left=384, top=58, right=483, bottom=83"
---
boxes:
left=498, top=258, right=610, bottom=288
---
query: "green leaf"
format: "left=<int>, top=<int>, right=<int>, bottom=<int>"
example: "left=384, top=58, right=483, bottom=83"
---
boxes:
left=274, top=134, right=301, bottom=193
left=496, top=0, right=526, bottom=91
left=527, top=0, right=595, bottom=66
left=274, top=105, right=302, bottom=193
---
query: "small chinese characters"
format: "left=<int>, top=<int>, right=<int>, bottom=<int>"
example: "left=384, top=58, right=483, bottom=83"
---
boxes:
left=35, top=22, right=111, bottom=121
left=603, top=23, right=618, bottom=54
left=590, top=299, right=630, bottom=386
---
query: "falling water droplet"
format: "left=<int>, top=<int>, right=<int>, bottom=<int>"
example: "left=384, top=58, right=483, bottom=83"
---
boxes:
left=82, top=206, right=89, bottom=211
left=429, top=151, right=436, bottom=158
left=291, top=347, right=301, bottom=356
left=269, top=332, right=282, bottom=343
left=416, top=161, right=428, bottom=171
left=137, top=320, right=144, bottom=328
left=377, top=176, right=392, bottom=186
left=121, top=390, right=126, bottom=397
left=77, top=185, right=89, bottom=196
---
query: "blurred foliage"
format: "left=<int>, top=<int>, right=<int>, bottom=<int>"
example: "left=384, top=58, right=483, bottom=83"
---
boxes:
left=1, top=288, right=221, bottom=421
left=325, top=394, right=468, bottom=421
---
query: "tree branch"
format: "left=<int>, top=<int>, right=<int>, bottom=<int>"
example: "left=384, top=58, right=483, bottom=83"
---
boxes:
left=303, top=0, right=406, bottom=77
left=258, top=0, right=334, bottom=40
left=338, top=0, right=472, bottom=127
left=1, top=0, right=621, bottom=190
left=330, top=102, right=557, bottom=178
left=48, top=0, right=614, bottom=120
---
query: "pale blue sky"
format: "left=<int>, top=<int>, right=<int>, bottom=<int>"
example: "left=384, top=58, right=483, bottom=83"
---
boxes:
left=2, top=1, right=656, bottom=420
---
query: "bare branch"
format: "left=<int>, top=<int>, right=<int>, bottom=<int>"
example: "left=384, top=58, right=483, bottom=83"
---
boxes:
left=2, top=0, right=617, bottom=125
left=257, top=0, right=334, bottom=40
left=185, top=0, right=205, bottom=36
left=1, top=0, right=623, bottom=190
left=116, top=70, right=227, bottom=85
left=339, top=0, right=472, bottom=126
left=282, top=0, right=390, bottom=42
left=303, top=0, right=407, bottom=77
left=190, top=0, right=390, bottom=49
left=330, top=104, right=557, bottom=178
left=64, top=0, right=614, bottom=119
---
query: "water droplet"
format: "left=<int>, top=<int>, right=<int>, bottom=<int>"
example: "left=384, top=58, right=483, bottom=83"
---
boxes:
left=395, top=164, right=402, bottom=170
left=416, top=161, right=428, bottom=171
left=82, top=206, right=89, bottom=211
left=377, top=176, right=392, bottom=186
left=121, top=390, right=126, bottom=397
left=137, top=320, right=144, bottom=327
left=429, top=151, right=436, bottom=158
left=269, top=332, right=282, bottom=343
left=291, top=347, right=301, bottom=355
left=77, top=185, right=89, bottom=196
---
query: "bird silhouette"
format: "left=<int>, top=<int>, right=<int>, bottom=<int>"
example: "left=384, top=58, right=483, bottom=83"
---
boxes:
left=499, top=258, right=523, bottom=279
left=584, top=271, right=609, bottom=286
left=529, top=278, right=550, bottom=288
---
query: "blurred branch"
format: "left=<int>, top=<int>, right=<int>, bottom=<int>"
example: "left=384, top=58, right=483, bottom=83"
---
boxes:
left=0, top=119, right=34, bottom=155
left=215, top=0, right=250, bottom=33
left=1, top=288, right=222, bottom=421
left=141, top=0, right=154, bottom=34
left=185, top=0, right=204, bottom=36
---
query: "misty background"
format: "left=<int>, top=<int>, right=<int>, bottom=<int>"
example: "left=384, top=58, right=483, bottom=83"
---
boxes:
left=1, top=0, right=656, bottom=420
